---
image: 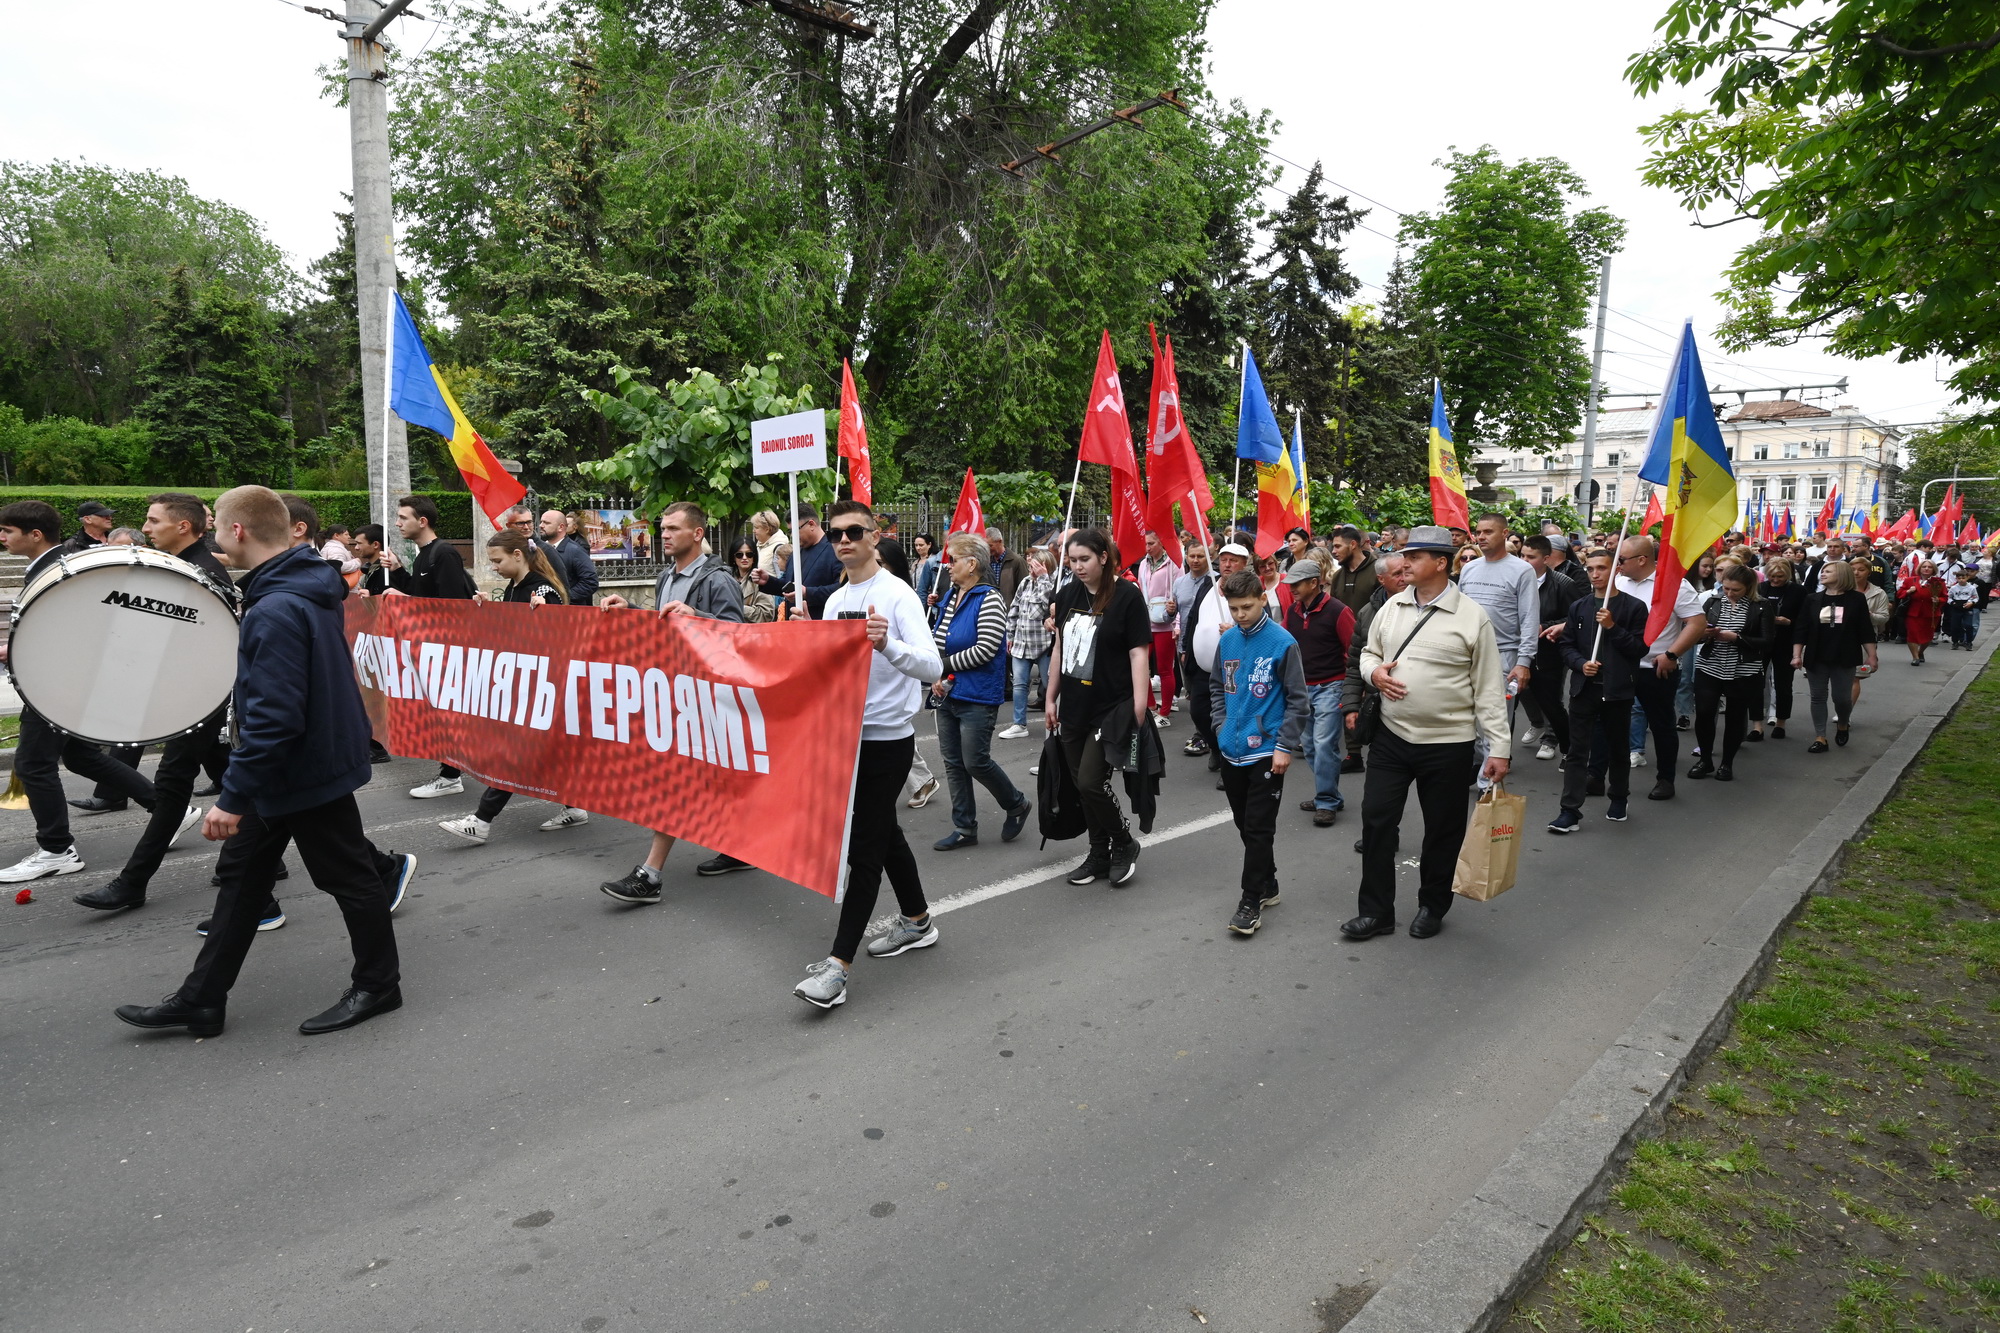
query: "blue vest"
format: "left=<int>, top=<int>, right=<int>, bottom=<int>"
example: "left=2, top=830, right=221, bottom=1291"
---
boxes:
left=939, top=583, right=1007, bottom=705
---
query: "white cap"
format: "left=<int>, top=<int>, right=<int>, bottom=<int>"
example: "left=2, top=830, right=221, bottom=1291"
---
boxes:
left=1217, top=542, right=1252, bottom=560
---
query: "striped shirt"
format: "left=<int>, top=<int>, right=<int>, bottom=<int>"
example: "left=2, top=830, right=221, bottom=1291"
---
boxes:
left=935, top=584, right=1007, bottom=673
left=1696, top=595, right=1759, bottom=680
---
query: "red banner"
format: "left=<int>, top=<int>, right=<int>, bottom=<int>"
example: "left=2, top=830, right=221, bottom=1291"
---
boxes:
left=344, top=597, right=872, bottom=898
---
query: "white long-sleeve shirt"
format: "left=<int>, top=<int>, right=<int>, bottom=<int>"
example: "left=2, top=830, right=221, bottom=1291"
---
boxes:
left=821, top=571, right=943, bottom=741
left=1456, top=552, right=1539, bottom=671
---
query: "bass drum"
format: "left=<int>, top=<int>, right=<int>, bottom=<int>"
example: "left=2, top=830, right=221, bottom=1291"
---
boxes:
left=8, top=545, right=240, bottom=746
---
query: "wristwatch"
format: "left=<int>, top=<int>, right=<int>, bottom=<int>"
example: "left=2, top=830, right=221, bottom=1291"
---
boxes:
left=1663, top=650, right=1679, bottom=663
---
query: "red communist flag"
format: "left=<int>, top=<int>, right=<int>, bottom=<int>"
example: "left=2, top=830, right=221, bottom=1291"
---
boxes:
left=837, top=358, right=872, bottom=507
left=1144, top=325, right=1212, bottom=559
left=1640, top=486, right=1663, bottom=533
left=949, top=466, right=984, bottom=536
left=1077, top=330, right=1148, bottom=565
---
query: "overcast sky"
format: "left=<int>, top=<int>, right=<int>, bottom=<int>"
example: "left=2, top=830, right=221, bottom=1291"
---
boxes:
left=3, top=1, right=1968, bottom=435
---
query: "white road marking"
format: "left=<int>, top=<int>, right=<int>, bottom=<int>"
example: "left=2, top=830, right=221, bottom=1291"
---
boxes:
left=867, top=808, right=1236, bottom=936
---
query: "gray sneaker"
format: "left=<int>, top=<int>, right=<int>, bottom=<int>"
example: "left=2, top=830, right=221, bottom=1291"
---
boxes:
left=866, top=915, right=940, bottom=958
left=794, top=958, right=848, bottom=1009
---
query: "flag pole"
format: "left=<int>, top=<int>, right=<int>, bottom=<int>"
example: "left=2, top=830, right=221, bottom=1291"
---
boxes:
left=382, top=292, right=397, bottom=551
left=1590, top=486, right=1641, bottom=662
left=1231, top=339, right=1247, bottom=542
left=1060, top=456, right=1083, bottom=541
left=788, top=468, right=805, bottom=620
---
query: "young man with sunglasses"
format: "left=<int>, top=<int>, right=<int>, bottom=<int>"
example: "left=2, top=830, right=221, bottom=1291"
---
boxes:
left=793, top=501, right=944, bottom=1010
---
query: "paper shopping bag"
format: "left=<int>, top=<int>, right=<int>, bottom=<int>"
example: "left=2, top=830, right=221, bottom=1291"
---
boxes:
left=1452, top=783, right=1526, bottom=902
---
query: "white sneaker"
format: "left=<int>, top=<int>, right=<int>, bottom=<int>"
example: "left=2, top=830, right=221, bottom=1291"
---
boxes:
left=794, top=957, right=849, bottom=1009
left=439, top=815, right=490, bottom=845
left=906, top=777, right=939, bottom=809
left=1521, top=724, right=1545, bottom=746
left=539, top=807, right=590, bottom=831
left=0, top=845, right=84, bottom=882
left=995, top=724, right=1029, bottom=740
left=410, top=776, right=464, bottom=799
left=1536, top=740, right=1558, bottom=761
left=1155, top=713, right=1172, bottom=728
left=168, top=803, right=202, bottom=849
left=1629, top=749, right=1647, bottom=769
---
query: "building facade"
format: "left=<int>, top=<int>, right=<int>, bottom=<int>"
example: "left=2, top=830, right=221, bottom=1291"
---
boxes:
left=1488, top=398, right=1902, bottom=530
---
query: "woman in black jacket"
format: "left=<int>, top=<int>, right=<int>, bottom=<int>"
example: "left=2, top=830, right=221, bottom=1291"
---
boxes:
left=1792, top=559, right=1880, bottom=753
left=438, top=532, right=588, bottom=845
left=1754, top=556, right=1807, bottom=740
left=1689, top=564, right=1773, bottom=780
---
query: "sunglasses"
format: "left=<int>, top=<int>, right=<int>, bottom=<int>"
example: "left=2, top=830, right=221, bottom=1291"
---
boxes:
left=827, top=524, right=876, bottom=543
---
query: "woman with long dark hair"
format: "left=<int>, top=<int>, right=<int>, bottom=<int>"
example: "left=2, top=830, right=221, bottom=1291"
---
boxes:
left=1046, top=528, right=1152, bottom=886
left=437, top=531, right=589, bottom=844
left=728, top=538, right=777, bottom=622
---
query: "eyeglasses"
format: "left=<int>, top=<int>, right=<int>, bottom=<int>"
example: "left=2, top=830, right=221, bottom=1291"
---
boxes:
left=827, top=524, right=876, bottom=543
left=1617, top=553, right=1644, bottom=564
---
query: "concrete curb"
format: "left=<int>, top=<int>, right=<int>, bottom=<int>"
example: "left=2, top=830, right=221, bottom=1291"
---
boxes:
left=1339, top=632, right=1999, bottom=1333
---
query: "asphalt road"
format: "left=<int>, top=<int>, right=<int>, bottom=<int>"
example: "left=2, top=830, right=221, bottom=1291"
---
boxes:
left=3, top=637, right=1985, bottom=1333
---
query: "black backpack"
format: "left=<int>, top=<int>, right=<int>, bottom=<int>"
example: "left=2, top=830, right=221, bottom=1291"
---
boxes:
left=1035, top=732, right=1088, bottom=845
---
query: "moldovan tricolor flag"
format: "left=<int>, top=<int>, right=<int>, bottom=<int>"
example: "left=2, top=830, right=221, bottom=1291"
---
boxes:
left=1078, top=330, right=1148, bottom=564
left=1254, top=413, right=1309, bottom=559
left=836, top=359, right=872, bottom=507
left=1637, top=323, right=1738, bottom=643
left=389, top=293, right=526, bottom=523
left=948, top=467, right=983, bottom=536
left=1144, top=325, right=1212, bottom=557
left=1427, top=381, right=1470, bottom=531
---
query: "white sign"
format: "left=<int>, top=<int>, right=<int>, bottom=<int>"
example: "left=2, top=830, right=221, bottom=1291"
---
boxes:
left=751, top=408, right=827, bottom=477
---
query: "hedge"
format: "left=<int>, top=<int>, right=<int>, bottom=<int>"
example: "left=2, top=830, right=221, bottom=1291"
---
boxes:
left=0, top=486, right=474, bottom=540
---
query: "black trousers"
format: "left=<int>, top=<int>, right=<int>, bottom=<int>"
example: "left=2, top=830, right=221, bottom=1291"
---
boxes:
left=178, top=793, right=399, bottom=1008
left=1219, top=756, right=1283, bottom=898
left=475, top=786, right=513, bottom=821
left=830, top=735, right=928, bottom=964
left=1358, top=727, right=1474, bottom=922
left=1561, top=686, right=1631, bottom=811
left=1769, top=657, right=1795, bottom=723
left=1059, top=721, right=1132, bottom=852
left=1528, top=659, right=1570, bottom=753
left=1694, top=672, right=1761, bottom=767
left=117, top=710, right=225, bottom=891
left=1181, top=651, right=1216, bottom=754
left=1631, top=665, right=1681, bottom=784
left=93, top=744, right=145, bottom=800
left=14, top=707, right=157, bottom=853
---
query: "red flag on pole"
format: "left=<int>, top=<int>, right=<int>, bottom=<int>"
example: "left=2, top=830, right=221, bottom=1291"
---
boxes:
left=1143, top=325, right=1210, bottom=560
left=948, top=467, right=984, bottom=536
left=1077, top=330, right=1148, bottom=564
left=1640, top=487, right=1663, bottom=533
left=836, top=358, right=871, bottom=507
left=1938, top=482, right=1961, bottom=536
left=1961, top=516, right=1982, bottom=548
left=1816, top=483, right=1842, bottom=536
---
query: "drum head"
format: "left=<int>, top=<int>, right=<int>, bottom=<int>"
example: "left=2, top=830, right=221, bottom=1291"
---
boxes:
left=10, top=547, right=239, bottom=745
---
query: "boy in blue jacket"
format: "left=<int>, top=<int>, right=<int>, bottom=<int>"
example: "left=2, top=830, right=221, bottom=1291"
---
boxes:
left=116, top=486, right=402, bottom=1039
left=1209, top=570, right=1310, bottom=936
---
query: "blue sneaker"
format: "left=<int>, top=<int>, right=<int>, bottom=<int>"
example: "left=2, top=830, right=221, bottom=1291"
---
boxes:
left=932, top=831, right=977, bottom=851
left=383, top=851, right=418, bottom=912
left=1546, top=810, right=1583, bottom=835
left=1605, top=801, right=1629, bottom=822
left=1001, top=799, right=1032, bottom=843
left=195, top=903, right=285, bottom=936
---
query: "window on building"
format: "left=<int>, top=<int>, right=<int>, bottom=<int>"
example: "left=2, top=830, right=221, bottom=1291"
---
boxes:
left=1811, top=439, right=1831, bottom=458
left=1542, top=454, right=1557, bottom=470
left=1540, top=486, right=1554, bottom=506
left=1752, top=479, right=1769, bottom=502
left=1604, top=483, right=1617, bottom=507
left=1779, top=476, right=1798, bottom=502
left=1605, top=450, right=1621, bottom=468
left=1752, top=441, right=1770, bottom=460
left=1811, top=475, right=1829, bottom=501
left=1783, top=441, right=1801, bottom=459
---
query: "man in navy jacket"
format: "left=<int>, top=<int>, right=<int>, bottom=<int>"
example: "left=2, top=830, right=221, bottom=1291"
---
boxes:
left=116, top=486, right=402, bottom=1039
left=1549, top=548, right=1649, bottom=833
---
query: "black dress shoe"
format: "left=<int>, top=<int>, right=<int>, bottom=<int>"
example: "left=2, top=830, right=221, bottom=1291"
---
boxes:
left=1647, top=780, right=1675, bottom=801
left=1807, top=738, right=1829, bottom=753
left=299, top=986, right=402, bottom=1035
left=1714, top=765, right=1734, bottom=782
left=75, top=877, right=145, bottom=911
left=1339, top=914, right=1397, bottom=941
left=69, top=796, right=128, bottom=815
left=1771, top=725, right=1786, bottom=739
left=1408, top=907, right=1445, bottom=939
left=1835, top=727, right=1850, bottom=747
left=1687, top=757, right=1715, bottom=780
left=115, top=994, right=224, bottom=1037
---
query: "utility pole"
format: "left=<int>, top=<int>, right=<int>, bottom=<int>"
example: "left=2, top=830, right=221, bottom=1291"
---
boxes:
left=1576, top=255, right=1611, bottom=529
left=343, top=0, right=416, bottom=542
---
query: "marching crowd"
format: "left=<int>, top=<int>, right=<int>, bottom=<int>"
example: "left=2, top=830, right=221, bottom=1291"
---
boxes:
left=2, top=487, right=1992, bottom=1033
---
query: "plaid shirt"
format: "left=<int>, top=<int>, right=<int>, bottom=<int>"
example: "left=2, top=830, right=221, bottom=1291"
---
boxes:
left=1006, top=572, right=1054, bottom=659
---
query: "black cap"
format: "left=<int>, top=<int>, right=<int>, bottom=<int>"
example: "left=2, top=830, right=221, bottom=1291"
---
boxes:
left=77, top=501, right=116, bottom=518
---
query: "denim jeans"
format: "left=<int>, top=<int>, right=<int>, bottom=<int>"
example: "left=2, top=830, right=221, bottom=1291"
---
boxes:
left=935, top=696, right=1025, bottom=836
left=1011, top=651, right=1050, bottom=726
left=1299, top=681, right=1345, bottom=810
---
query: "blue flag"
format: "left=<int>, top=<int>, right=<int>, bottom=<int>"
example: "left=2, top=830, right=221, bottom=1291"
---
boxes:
left=1235, top=346, right=1284, bottom=464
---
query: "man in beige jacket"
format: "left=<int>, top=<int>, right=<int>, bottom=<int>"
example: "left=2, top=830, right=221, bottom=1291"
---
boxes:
left=1346, top=525, right=1511, bottom=942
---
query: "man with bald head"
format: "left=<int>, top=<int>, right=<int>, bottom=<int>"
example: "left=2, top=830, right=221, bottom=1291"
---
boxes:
left=537, top=507, right=598, bottom=605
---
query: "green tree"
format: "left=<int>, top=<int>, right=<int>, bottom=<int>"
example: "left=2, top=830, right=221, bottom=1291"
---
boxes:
left=1331, top=253, right=1435, bottom=496
left=579, top=357, right=830, bottom=520
left=1246, top=162, right=1363, bottom=490
left=1895, top=419, right=2000, bottom=526
left=131, top=267, right=290, bottom=486
left=1628, top=1, right=2000, bottom=424
left=0, top=159, right=291, bottom=425
left=1398, top=147, right=1624, bottom=456
left=390, top=0, right=1267, bottom=494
